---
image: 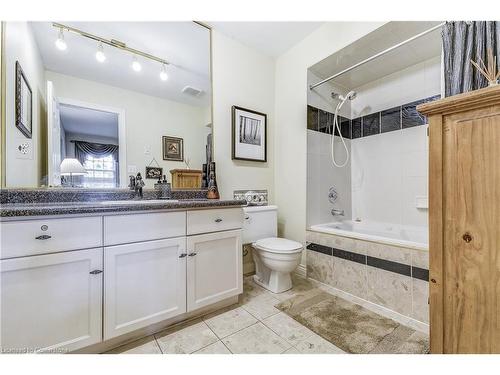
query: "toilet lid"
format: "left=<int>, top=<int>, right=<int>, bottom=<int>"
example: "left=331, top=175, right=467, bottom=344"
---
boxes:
left=254, top=237, right=303, bottom=253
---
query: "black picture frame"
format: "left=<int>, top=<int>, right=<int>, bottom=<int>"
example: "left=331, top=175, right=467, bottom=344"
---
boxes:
left=15, top=61, right=33, bottom=139
left=162, top=136, right=184, bottom=161
left=145, top=166, right=163, bottom=179
left=232, top=106, right=267, bottom=162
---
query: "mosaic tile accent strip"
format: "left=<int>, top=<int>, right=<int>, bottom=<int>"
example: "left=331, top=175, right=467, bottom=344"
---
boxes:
left=306, top=94, right=440, bottom=139
left=381, top=106, right=401, bottom=133
left=362, top=113, right=381, bottom=137
left=307, top=242, right=428, bottom=282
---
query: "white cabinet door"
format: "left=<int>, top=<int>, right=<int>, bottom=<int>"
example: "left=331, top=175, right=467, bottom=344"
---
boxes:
left=187, top=230, right=242, bottom=312
left=104, top=237, right=186, bottom=339
left=1, top=248, right=103, bottom=353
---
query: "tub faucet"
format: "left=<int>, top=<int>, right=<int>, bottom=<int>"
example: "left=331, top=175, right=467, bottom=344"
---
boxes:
left=331, top=208, right=345, bottom=216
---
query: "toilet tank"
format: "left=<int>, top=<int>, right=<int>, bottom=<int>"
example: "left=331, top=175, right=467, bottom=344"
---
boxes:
left=242, top=205, right=278, bottom=244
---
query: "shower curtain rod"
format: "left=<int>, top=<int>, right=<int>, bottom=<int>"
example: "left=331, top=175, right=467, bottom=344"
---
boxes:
left=309, top=22, right=446, bottom=90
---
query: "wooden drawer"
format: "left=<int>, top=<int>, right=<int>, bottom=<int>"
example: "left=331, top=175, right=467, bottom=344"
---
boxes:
left=187, top=208, right=243, bottom=235
left=104, top=211, right=186, bottom=246
left=0, top=217, right=102, bottom=259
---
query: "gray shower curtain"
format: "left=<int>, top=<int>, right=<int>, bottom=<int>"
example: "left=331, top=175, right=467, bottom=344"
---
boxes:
left=442, top=21, right=500, bottom=97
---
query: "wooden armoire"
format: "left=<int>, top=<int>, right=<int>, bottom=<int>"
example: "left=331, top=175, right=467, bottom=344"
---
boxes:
left=418, top=85, right=500, bottom=354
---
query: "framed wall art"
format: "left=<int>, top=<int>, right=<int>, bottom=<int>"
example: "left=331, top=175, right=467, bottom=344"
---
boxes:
left=232, top=106, right=267, bottom=162
left=15, top=61, right=32, bottom=138
left=162, top=136, right=184, bottom=161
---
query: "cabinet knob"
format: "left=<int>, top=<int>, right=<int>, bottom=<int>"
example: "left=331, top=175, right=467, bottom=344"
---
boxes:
left=35, top=235, right=52, bottom=240
left=179, top=253, right=187, bottom=258
left=188, top=252, right=197, bottom=257
left=215, top=218, right=223, bottom=223
left=89, top=270, right=103, bottom=275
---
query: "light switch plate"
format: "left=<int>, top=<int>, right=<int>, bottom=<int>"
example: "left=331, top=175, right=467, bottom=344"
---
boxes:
left=15, top=139, right=33, bottom=159
left=127, top=165, right=137, bottom=174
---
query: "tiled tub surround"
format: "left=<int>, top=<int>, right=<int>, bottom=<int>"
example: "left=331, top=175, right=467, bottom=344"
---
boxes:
left=305, top=230, right=429, bottom=325
left=307, top=94, right=440, bottom=138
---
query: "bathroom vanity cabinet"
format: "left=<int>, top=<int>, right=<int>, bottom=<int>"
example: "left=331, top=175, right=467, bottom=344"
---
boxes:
left=418, top=85, right=500, bottom=354
left=0, top=207, right=243, bottom=353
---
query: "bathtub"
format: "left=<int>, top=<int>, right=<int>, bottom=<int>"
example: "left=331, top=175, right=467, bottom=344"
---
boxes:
left=309, top=220, right=428, bottom=251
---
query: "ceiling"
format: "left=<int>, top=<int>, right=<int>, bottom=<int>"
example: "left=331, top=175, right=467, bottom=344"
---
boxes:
left=31, top=22, right=211, bottom=107
left=60, top=104, right=118, bottom=139
left=208, top=22, right=324, bottom=57
left=309, top=21, right=443, bottom=90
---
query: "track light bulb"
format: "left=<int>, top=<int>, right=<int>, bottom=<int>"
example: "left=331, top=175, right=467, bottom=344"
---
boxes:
left=160, top=64, right=168, bottom=81
left=95, top=43, right=106, bottom=63
left=55, top=28, right=67, bottom=51
left=131, top=56, right=142, bottom=72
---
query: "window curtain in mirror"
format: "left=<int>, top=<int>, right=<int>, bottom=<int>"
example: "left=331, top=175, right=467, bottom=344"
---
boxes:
left=73, top=141, right=119, bottom=164
left=73, top=141, right=119, bottom=184
left=442, top=21, right=500, bottom=97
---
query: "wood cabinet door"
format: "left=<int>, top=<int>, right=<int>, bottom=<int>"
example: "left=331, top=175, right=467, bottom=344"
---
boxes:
left=104, top=238, right=186, bottom=339
left=1, top=248, right=103, bottom=353
left=186, top=230, right=242, bottom=312
left=442, top=108, right=500, bottom=353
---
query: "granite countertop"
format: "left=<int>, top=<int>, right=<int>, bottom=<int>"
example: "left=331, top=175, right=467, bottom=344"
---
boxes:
left=0, top=199, right=247, bottom=218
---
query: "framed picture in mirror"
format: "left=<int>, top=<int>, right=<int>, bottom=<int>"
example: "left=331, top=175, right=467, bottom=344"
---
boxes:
left=232, top=106, right=267, bottom=162
left=162, top=136, right=184, bottom=161
left=145, top=166, right=163, bottom=179
left=15, top=61, right=32, bottom=138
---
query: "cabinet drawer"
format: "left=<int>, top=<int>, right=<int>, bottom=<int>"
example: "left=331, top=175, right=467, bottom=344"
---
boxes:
left=187, top=208, right=243, bottom=235
left=104, top=211, right=186, bottom=246
left=0, top=217, right=102, bottom=259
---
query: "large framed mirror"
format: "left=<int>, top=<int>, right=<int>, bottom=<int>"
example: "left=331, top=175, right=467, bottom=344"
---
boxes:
left=0, top=21, right=212, bottom=189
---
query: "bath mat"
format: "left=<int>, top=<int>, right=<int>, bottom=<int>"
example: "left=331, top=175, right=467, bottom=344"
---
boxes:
left=275, top=288, right=429, bottom=354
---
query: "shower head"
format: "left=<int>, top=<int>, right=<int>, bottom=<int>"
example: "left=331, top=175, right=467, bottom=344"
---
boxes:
left=331, top=90, right=357, bottom=101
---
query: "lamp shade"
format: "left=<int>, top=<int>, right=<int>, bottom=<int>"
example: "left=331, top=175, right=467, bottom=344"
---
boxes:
left=60, top=158, right=86, bottom=175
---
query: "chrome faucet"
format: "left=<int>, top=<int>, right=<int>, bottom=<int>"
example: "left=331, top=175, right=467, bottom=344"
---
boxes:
left=331, top=208, right=345, bottom=217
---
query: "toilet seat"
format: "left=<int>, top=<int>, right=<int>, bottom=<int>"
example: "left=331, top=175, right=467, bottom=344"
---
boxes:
left=253, top=237, right=303, bottom=254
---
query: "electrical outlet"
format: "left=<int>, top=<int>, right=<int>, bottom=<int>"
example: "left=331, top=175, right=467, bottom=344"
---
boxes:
left=15, top=140, right=33, bottom=159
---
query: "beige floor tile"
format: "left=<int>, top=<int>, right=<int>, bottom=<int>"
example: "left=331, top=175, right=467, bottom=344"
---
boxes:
left=204, top=307, right=258, bottom=338
left=241, top=293, right=281, bottom=320
left=294, top=333, right=345, bottom=354
left=105, top=336, right=162, bottom=354
left=155, top=320, right=218, bottom=354
left=193, top=341, right=231, bottom=354
left=262, top=312, right=314, bottom=345
left=282, top=347, right=301, bottom=354
left=223, top=322, right=291, bottom=354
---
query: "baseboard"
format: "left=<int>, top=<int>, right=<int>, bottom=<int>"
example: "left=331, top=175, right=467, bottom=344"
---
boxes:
left=294, top=263, right=307, bottom=278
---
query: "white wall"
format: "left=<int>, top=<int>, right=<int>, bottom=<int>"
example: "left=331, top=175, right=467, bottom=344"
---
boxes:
left=211, top=30, right=275, bottom=201
left=46, top=71, right=209, bottom=188
left=5, top=22, right=46, bottom=187
left=275, top=22, right=386, bottom=246
left=351, top=56, right=441, bottom=117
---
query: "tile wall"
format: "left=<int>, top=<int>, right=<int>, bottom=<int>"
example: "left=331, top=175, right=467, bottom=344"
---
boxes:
left=306, top=230, right=429, bottom=324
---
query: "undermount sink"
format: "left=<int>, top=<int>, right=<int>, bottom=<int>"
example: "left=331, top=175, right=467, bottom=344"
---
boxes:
left=100, top=199, right=179, bottom=205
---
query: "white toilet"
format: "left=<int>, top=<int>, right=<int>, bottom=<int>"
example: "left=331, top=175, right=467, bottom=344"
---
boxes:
left=243, top=205, right=303, bottom=293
